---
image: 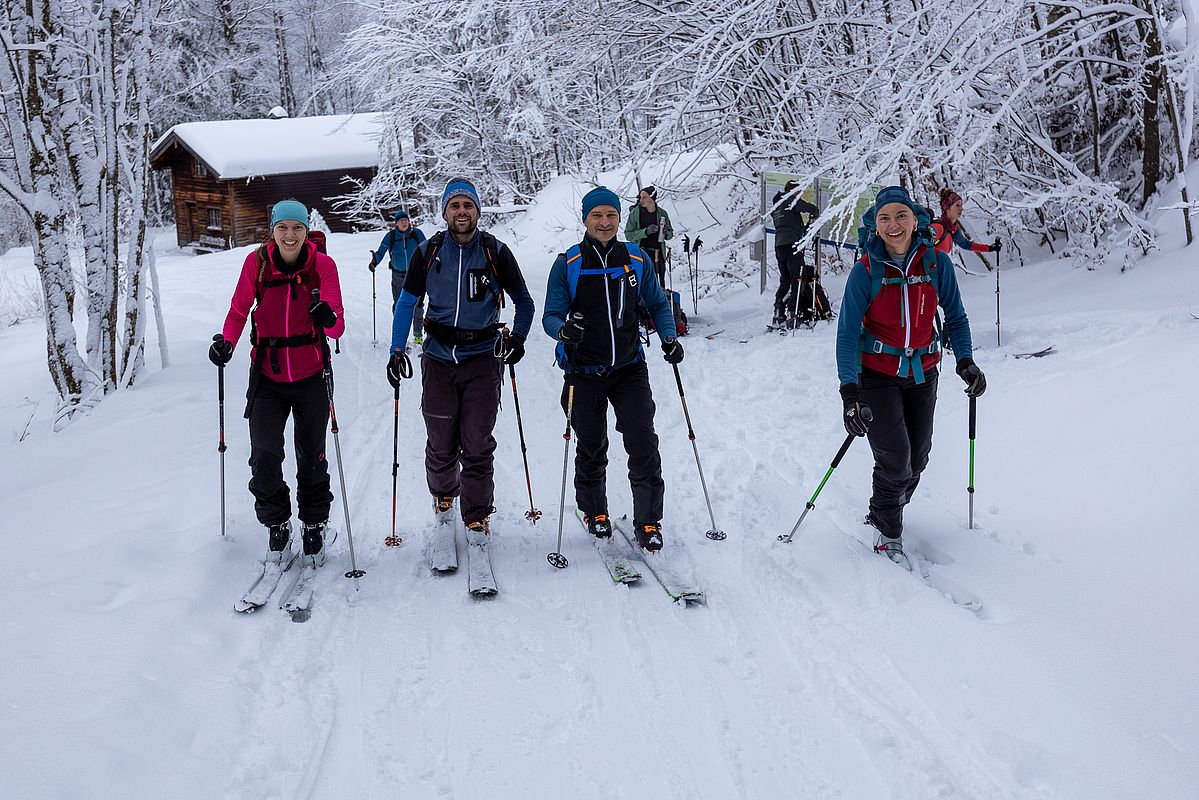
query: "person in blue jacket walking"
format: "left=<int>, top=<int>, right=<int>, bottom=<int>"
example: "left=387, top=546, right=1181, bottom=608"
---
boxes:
left=385, top=178, right=535, bottom=543
left=543, top=186, right=683, bottom=553
left=371, top=209, right=427, bottom=342
left=835, top=186, right=987, bottom=567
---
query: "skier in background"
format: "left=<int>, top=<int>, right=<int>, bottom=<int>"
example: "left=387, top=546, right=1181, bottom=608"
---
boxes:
left=835, top=186, right=987, bottom=566
left=624, top=185, right=675, bottom=288
left=769, top=180, right=821, bottom=327
left=930, top=188, right=1001, bottom=262
left=371, top=209, right=427, bottom=343
left=208, top=199, right=344, bottom=568
left=543, top=186, right=682, bottom=552
left=387, top=178, right=535, bottom=543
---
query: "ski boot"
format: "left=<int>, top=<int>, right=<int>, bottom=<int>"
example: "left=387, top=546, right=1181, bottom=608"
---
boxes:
left=433, top=494, right=454, bottom=520
left=465, top=518, right=490, bottom=547
left=301, top=521, right=328, bottom=568
left=583, top=512, right=612, bottom=539
left=266, top=520, right=292, bottom=562
left=872, top=531, right=911, bottom=571
left=633, top=521, right=664, bottom=553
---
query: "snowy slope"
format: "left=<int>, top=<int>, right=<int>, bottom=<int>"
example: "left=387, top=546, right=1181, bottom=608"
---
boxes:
left=0, top=169, right=1195, bottom=799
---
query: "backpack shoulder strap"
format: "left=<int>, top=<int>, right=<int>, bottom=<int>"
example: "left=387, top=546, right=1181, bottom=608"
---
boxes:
left=564, top=244, right=584, bottom=301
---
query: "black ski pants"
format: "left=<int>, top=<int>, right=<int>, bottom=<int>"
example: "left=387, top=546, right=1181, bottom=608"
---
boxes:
left=774, top=244, right=812, bottom=317
left=858, top=367, right=940, bottom=538
left=247, top=371, right=333, bottom=527
left=562, top=361, right=665, bottom=525
left=421, top=352, right=502, bottom=524
left=390, top=270, right=424, bottom=337
left=644, top=246, right=667, bottom=289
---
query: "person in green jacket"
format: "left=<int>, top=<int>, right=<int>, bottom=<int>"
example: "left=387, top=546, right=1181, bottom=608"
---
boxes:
left=624, top=185, right=675, bottom=287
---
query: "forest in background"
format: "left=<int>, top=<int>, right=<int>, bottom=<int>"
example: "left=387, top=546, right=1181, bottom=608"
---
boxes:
left=2, top=0, right=1196, bottom=417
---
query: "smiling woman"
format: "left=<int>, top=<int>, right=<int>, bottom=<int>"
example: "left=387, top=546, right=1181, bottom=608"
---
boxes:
left=834, top=185, right=986, bottom=568
left=208, top=199, right=347, bottom=582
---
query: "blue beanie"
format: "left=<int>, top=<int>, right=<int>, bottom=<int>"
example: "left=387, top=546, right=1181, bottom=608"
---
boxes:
left=270, top=199, right=309, bottom=229
left=581, top=186, right=621, bottom=221
left=441, top=178, right=481, bottom=214
left=392, top=209, right=409, bottom=221
left=871, top=185, right=918, bottom=217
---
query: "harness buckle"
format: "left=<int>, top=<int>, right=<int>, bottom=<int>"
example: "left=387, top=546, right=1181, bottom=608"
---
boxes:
left=904, top=347, right=915, bottom=358
left=871, top=341, right=884, bottom=354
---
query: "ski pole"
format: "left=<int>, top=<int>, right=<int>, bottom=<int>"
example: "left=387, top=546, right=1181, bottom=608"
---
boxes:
left=384, top=350, right=414, bottom=548
left=692, top=237, right=702, bottom=316
left=503, top=331, right=541, bottom=523
left=548, top=380, right=574, bottom=569
left=995, top=246, right=1001, bottom=347
left=777, top=407, right=873, bottom=544
left=312, top=289, right=365, bottom=587
left=214, top=335, right=226, bottom=538
left=549, top=314, right=583, bottom=570
left=968, top=396, right=977, bottom=529
left=369, top=251, right=378, bottom=347
left=671, top=363, right=725, bottom=541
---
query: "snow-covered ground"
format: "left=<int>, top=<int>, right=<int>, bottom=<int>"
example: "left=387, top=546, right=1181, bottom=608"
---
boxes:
left=1, top=168, right=1195, bottom=799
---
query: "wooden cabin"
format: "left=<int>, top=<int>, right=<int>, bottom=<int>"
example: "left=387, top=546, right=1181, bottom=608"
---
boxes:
left=150, top=113, right=383, bottom=250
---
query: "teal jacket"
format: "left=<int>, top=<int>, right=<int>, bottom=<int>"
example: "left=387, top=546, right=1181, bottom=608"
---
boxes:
left=624, top=204, right=674, bottom=246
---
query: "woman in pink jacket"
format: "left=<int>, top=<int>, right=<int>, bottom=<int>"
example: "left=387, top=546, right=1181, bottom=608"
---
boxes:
left=929, top=188, right=1001, bottom=259
left=208, top=200, right=345, bottom=567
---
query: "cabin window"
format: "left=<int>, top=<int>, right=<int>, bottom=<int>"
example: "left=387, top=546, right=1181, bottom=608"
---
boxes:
left=207, top=208, right=221, bottom=231
left=193, top=159, right=208, bottom=177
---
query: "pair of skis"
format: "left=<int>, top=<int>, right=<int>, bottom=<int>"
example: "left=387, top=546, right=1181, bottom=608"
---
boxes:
left=234, top=526, right=339, bottom=621
left=577, top=510, right=704, bottom=605
left=234, top=553, right=321, bottom=622
left=429, top=508, right=496, bottom=597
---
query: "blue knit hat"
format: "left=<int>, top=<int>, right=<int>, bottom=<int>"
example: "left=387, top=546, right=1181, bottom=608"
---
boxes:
left=871, top=185, right=918, bottom=217
left=270, top=199, right=309, bottom=229
left=441, top=178, right=481, bottom=214
left=392, top=209, right=409, bottom=221
left=581, top=186, right=621, bottom=221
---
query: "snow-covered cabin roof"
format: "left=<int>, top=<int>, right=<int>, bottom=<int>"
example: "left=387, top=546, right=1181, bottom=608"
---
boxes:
left=150, top=113, right=384, bottom=180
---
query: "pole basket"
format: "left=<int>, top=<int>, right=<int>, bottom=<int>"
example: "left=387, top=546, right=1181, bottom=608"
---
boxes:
left=525, top=508, right=543, bottom=523
left=384, top=534, right=403, bottom=547
left=546, top=552, right=568, bottom=569
left=705, top=529, right=727, bottom=541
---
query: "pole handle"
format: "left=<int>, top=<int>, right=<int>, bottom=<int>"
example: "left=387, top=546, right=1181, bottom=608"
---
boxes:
left=969, top=396, right=977, bottom=439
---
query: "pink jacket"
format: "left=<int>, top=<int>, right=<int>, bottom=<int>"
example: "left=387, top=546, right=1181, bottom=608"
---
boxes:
left=221, top=241, right=345, bottom=383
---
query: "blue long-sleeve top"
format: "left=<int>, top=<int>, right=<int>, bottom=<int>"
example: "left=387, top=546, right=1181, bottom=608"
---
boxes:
left=373, top=227, right=426, bottom=271
left=835, top=237, right=973, bottom=386
left=391, top=230, right=534, bottom=362
left=543, top=236, right=675, bottom=372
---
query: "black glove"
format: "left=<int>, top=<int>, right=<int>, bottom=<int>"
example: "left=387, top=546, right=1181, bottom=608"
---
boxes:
left=386, top=351, right=409, bottom=388
left=558, top=315, right=585, bottom=344
left=501, top=333, right=525, bottom=365
left=368, top=261, right=376, bottom=273
left=840, top=384, right=871, bottom=437
left=661, top=337, right=684, bottom=364
left=644, top=224, right=659, bottom=236
left=991, top=239, right=1002, bottom=253
left=309, top=299, right=337, bottom=329
left=208, top=334, right=233, bottom=366
left=956, top=358, right=987, bottom=397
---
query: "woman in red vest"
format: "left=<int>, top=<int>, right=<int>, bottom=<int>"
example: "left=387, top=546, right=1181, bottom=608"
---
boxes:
left=930, top=188, right=1001, bottom=259
left=836, top=187, right=987, bottom=568
left=208, top=199, right=345, bottom=567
